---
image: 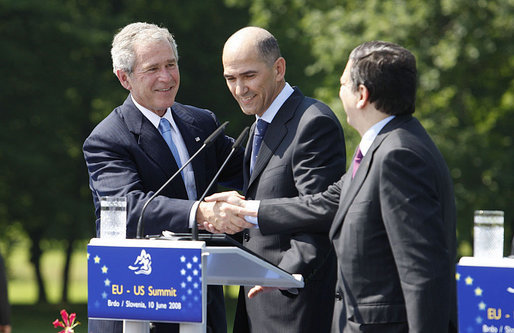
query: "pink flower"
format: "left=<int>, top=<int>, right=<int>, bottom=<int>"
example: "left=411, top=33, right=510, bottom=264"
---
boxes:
left=52, top=309, right=80, bottom=333
left=53, top=319, right=65, bottom=328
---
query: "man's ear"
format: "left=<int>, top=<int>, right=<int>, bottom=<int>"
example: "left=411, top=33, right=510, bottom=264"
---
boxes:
left=356, top=84, right=369, bottom=109
left=116, top=70, right=131, bottom=91
left=274, top=57, right=286, bottom=82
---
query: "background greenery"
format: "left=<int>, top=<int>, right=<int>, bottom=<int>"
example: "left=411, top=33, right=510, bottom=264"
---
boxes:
left=0, top=0, right=512, bottom=330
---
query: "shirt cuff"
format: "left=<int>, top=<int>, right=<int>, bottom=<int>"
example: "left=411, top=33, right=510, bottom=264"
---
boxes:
left=189, top=201, right=200, bottom=229
left=244, top=200, right=260, bottom=228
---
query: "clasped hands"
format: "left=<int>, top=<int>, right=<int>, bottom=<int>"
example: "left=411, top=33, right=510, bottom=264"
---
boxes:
left=196, top=191, right=284, bottom=298
left=196, top=191, right=282, bottom=298
left=196, top=191, right=257, bottom=234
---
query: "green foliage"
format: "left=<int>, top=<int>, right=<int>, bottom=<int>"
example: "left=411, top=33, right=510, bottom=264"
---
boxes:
left=0, top=0, right=250, bottom=302
left=0, top=0, right=512, bottom=305
left=226, top=0, right=514, bottom=256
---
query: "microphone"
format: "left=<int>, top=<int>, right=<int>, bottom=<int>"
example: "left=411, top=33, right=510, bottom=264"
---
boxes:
left=136, top=121, right=229, bottom=239
left=192, top=126, right=249, bottom=240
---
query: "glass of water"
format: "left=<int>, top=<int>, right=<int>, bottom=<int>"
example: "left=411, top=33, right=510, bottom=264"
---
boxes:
left=473, top=210, right=504, bottom=258
left=100, top=196, right=127, bottom=239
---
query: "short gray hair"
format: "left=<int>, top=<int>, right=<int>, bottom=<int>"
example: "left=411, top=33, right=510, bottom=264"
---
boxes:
left=111, top=22, right=178, bottom=74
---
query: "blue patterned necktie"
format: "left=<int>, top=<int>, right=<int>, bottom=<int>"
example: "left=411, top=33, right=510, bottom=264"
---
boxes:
left=250, top=119, right=269, bottom=174
left=352, top=148, right=363, bottom=179
left=158, top=118, right=182, bottom=169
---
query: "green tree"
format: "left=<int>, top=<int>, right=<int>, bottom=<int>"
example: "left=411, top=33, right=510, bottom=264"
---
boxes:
left=0, top=0, right=117, bottom=303
left=0, top=0, right=250, bottom=303
left=226, top=0, right=514, bottom=257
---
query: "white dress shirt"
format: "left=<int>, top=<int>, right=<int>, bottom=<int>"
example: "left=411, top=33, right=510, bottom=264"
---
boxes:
left=132, top=96, right=199, bottom=228
left=357, top=115, right=395, bottom=156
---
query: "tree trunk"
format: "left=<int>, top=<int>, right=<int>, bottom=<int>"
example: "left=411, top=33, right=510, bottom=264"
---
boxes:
left=29, top=233, right=47, bottom=304
left=61, top=238, right=74, bottom=303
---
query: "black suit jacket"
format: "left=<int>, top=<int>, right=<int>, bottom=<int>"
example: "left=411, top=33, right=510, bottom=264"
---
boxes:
left=236, top=88, right=346, bottom=333
left=83, top=95, right=244, bottom=333
left=259, top=115, right=458, bottom=332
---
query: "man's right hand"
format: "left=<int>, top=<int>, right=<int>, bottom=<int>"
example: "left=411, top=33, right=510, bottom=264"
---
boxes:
left=196, top=199, right=255, bottom=234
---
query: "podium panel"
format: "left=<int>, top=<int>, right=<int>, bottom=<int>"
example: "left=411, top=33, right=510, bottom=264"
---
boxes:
left=88, top=239, right=206, bottom=324
left=87, top=237, right=304, bottom=332
left=457, top=257, right=514, bottom=332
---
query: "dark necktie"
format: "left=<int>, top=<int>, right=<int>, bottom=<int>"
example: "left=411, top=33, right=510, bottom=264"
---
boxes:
left=250, top=119, right=268, bottom=174
left=352, top=148, right=363, bottom=179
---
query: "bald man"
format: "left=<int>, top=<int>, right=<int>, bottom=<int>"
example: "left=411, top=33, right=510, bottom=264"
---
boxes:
left=219, top=27, right=346, bottom=332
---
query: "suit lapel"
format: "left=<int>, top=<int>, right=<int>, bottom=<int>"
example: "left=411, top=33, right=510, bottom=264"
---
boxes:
left=245, top=89, right=304, bottom=190
left=171, top=104, right=206, bottom=197
left=329, top=149, right=363, bottom=239
left=121, top=96, right=187, bottom=194
left=329, top=115, right=411, bottom=239
left=243, top=123, right=254, bottom=192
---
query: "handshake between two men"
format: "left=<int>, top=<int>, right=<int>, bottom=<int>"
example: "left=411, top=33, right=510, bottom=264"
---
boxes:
left=196, top=191, right=282, bottom=299
left=196, top=191, right=257, bottom=235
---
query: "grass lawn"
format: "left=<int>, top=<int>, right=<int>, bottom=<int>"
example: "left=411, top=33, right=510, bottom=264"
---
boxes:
left=5, top=239, right=239, bottom=332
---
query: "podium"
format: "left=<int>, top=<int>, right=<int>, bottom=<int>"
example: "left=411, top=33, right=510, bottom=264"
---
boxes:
left=87, top=237, right=304, bottom=332
left=456, top=256, right=514, bottom=332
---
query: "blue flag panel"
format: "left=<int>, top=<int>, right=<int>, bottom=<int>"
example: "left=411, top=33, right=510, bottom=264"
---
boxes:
left=88, top=244, right=203, bottom=323
left=457, top=264, right=514, bottom=333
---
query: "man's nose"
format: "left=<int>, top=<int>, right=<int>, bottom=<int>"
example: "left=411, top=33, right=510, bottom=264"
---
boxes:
left=235, top=80, right=247, bottom=96
left=158, top=67, right=174, bottom=82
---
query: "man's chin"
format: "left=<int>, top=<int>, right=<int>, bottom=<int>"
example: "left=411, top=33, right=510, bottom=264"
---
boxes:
left=240, top=106, right=258, bottom=116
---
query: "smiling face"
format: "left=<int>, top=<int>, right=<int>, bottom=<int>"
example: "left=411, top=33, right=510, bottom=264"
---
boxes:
left=117, top=39, right=180, bottom=117
left=222, top=37, right=285, bottom=117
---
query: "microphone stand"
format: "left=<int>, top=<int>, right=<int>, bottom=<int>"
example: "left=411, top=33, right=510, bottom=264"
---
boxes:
left=136, top=121, right=229, bottom=239
left=192, top=127, right=249, bottom=240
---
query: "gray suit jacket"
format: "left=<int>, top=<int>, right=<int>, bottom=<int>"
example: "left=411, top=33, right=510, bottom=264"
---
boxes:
left=83, top=95, right=243, bottom=333
left=236, top=88, right=346, bottom=333
left=259, top=115, right=458, bottom=332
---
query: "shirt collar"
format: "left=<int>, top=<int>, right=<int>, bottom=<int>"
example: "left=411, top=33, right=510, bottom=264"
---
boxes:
left=256, top=82, right=294, bottom=123
left=131, top=95, right=175, bottom=129
left=359, top=115, right=395, bottom=155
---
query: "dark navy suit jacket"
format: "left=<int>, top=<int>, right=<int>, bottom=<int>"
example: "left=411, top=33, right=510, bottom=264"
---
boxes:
left=83, top=95, right=244, bottom=333
left=84, top=95, right=243, bottom=238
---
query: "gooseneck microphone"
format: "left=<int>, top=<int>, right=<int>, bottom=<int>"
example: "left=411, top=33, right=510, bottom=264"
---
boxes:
left=136, top=121, right=229, bottom=239
left=192, top=126, right=249, bottom=240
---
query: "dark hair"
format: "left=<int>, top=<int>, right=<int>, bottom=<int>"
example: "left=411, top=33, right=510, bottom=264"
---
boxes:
left=349, top=41, right=417, bottom=115
left=257, top=35, right=281, bottom=66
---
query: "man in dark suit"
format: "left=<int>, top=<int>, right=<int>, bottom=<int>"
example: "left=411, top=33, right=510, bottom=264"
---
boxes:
left=216, top=27, right=346, bottom=332
left=207, top=41, right=457, bottom=332
left=83, top=22, right=252, bottom=333
left=0, top=252, right=11, bottom=333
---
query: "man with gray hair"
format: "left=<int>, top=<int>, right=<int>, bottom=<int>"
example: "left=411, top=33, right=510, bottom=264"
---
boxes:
left=83, top=22, right=252, bottom=333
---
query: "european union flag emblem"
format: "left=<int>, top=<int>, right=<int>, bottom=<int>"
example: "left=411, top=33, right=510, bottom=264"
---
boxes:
left=87, top=239, right=204, bottom=323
